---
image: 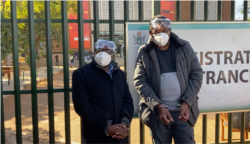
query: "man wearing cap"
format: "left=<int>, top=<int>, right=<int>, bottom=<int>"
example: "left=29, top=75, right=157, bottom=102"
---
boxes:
left=72, top=39, right=134, bottom=143
left=134, top=15, right=203, bottom=143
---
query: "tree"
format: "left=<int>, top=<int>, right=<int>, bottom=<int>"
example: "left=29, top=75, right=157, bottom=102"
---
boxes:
left=236, top=0, right=250, bottom=20
left=68, top=49, right=74, bottom=56
left=1, top=15, right=12, bottom=61
left=1, top=1, right=77, bottom=66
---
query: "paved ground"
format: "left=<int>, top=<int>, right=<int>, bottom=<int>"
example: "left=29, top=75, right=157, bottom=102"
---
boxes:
left=2, top=66, right=63, bottom=93
left=3, top=57, right=250, bottom=143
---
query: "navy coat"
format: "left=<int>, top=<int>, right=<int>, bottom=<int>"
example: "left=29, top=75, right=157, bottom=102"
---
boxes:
left=72, top=61, right=134, bottom=143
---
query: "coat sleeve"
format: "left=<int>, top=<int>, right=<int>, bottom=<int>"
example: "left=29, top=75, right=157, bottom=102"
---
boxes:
left=120, top=72, right=134, bottom=125
left=72, top=69, right=111, bottom=133
left=133, top=49, right=162, bottom=112
left=181, top=44, right=203, bottom=107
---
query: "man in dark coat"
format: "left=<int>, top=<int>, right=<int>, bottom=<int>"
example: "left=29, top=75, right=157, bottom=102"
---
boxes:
left=134, top=15, right=203, bottom=143
left=72, top=39, right=134, bottom=144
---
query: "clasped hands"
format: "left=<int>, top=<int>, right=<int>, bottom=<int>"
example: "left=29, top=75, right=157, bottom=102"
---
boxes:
left=157, top=102, right=190, bottom=125
left=107, top=123, right=129, bottom=140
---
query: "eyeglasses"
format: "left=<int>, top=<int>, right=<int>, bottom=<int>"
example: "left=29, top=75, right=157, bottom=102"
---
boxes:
left=154, top=29, right=171, bottom=35
left=95, top=49, right=114, bottom=55
left=95, top=39, right=116, bottom=51
left=151, top=18, right=171, bottom=29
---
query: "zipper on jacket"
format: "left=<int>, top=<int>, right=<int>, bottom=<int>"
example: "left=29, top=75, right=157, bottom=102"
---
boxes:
left=175, top=47, right=184, bottom=95
left=149, top=53, right=162, bottom=99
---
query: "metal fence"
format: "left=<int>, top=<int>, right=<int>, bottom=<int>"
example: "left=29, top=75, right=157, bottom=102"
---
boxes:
left=1, top=1, right=249, bottom=144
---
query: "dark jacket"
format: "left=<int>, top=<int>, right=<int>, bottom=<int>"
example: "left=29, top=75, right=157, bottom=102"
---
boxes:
left=72, top=61, right=134, bottom=143
left=134, top=32, right=203, bottom=130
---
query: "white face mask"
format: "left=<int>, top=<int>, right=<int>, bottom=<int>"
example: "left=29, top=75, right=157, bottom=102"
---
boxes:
left=153, top=33, right=170, bottom=47
left=94, top=52, right=111, bottom=67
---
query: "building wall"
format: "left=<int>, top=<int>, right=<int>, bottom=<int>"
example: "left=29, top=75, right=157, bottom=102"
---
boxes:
left=208, top=1, right=218, bottom=20
left=144, top=1, right=153, bottom=20
left=222, top=1, right=231, bottom=21
left=181, top=1, right=191, bottom=21
left=195, top=1, right=205, bottom=20
left=52, top=0, right=233, bottom=53
left=195, top=1, right=232, bottom=21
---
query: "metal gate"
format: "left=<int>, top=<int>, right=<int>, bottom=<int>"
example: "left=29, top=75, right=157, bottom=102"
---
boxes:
left=1, top=1, right=249, bottom=144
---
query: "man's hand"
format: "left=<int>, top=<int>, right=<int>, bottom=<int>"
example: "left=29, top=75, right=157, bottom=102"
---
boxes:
left=112, top=123, right=129, bottom=139
left=157, top=104, right=173, bottom=125
left=178, top=102, right=190, bottom=122
left=107, top=124, right=129, bottom=139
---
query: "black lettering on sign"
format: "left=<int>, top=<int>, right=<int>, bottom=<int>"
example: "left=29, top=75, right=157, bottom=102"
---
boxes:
left=224, top=51, right=233, bottom=64
left=244, top=51, right=250, bottom=64
left=207, top=71, right=215, bottom=84
left=200, top=52, right=203, bottom=65
left=214, top=51, right=223, bottom=65
left=205, top=51, right=213, bottom=65
left=216, top=71, right=227, bottom=84
left=228, top=70, right=238, bottom=83
left=234, top=51, right=244, bottom=64
left=240, top=69, right=249, bottom=83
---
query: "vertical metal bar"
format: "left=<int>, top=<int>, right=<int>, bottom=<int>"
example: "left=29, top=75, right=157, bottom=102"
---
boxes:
left=243, top=0, right=248, bottom=21
left=176, top=0, right=181, bottom=21
left=228, top=113, right=233, bottom=143
left=0, top=49, right=5, bottom=143
left=138, top=1, right=145, bottom=143
left=240, top=112, right=245, bottom=143
left=139, top=1, right=143, bottom=22
left=93, top=1, right=99, bottom=42
left=215, top=114, right=220, bottom=143
left=231, top=0, right=235, bottom=21
left=61, top=1, right=71, bottom=143
left=154, top=1, right=161, bottom=16
left=28, top=1, right=39, bottom=143
left=109, top=1, right=114, bottom=42
left=10, top=1, right=22, bottom=143
left=218, top=0, right=222, bottom=21
left=191, top=0, right=195, bottom=21
left=45, top=2, right=55, bottom=143
left=204, top=0, right=208, bottom=21
left=124, top=1, right=129, bottom=73
left=202, top=114, right=207, bottom=144
left=140, top=121, right=145, bottom=144
left=124, top=1, right=129, bottom=142
left=78, top=1, right=85, bottom=67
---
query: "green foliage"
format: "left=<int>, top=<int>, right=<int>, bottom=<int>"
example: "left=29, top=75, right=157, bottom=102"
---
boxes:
left=1, top=1, right=77, bottom=66
left=238, top=0, right=250, bottom=19
left=1, top=17, right=12, bottom=60
left=68, top=49, right=74, bottom=55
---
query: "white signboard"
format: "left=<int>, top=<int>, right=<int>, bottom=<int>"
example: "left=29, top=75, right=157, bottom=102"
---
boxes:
left=126, top=22, right=250, bottom=113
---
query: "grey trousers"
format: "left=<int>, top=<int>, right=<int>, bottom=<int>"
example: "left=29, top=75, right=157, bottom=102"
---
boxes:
left=150, top=111, right=195, bottom=144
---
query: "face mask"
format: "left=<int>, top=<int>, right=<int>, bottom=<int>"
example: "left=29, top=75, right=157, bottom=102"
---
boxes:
left=153, top=33, right=169, bottom=47
left=94, top=52, right=111, bottom=67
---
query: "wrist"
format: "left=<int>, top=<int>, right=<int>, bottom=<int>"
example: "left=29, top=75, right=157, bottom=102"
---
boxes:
left=157, top=104, right=168, bottom=112
left=106, top=128, right=109, bottom=136
left=182, top=102, right=189, bottom=107
left=156, top=103, right=162, bottom=110
left=105, top=120, right=112, bottom=136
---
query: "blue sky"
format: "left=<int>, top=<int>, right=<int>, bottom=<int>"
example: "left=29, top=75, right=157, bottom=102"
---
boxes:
left=235, top=0, right=247, bottom=20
